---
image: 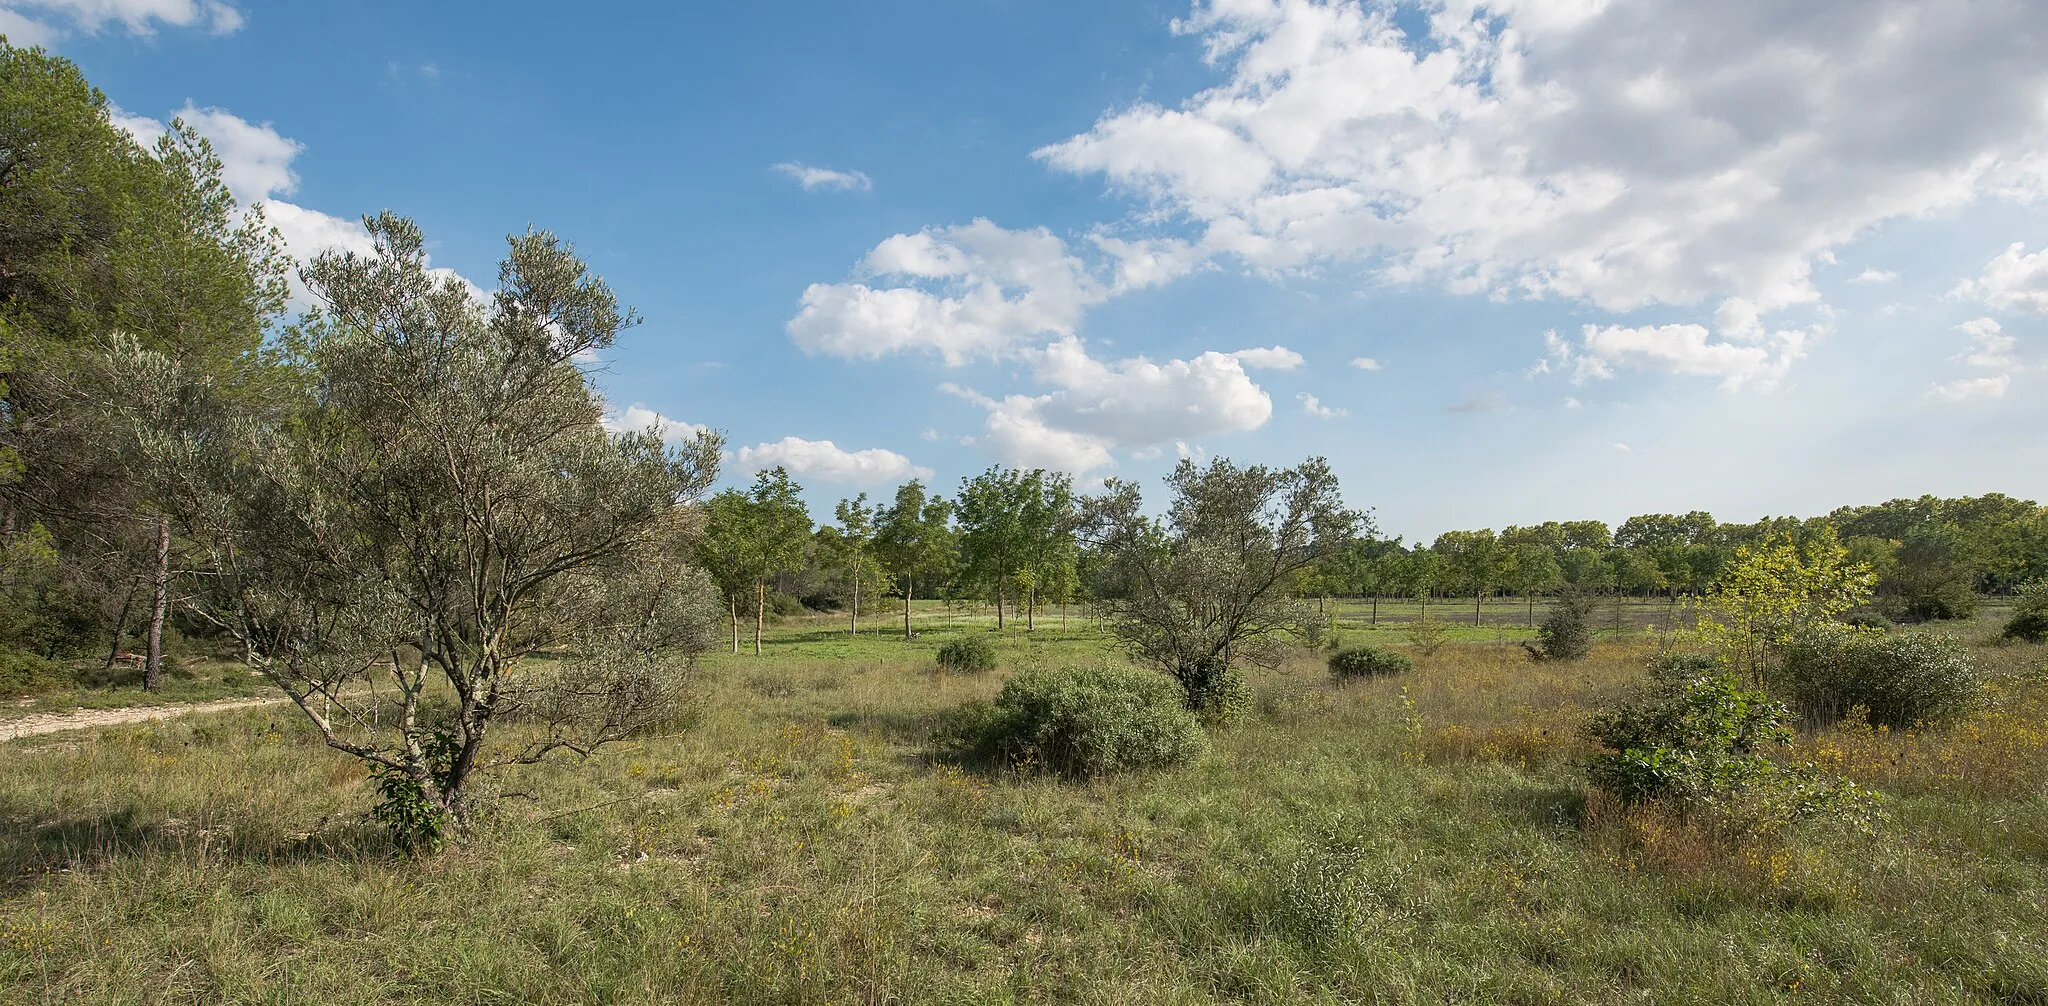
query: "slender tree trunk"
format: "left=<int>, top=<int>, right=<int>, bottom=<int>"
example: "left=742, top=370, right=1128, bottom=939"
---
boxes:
left=850, top=563, right=859, bottom=636
left=1027, top=585, right=1036, bottom=631
left=144, top=516, right=169, bottom=692
left=755, top=578, right=765, bottom=656
left=1474, top=592, right=1482, bottom=627
left=105, top=575, right=139, bottom=670
left=730, top=597, right=740, bottom=654
left=904, top=576, right=914, bottom=639
left=1528, top=594, right=1535, bottom=628
left=1371, top=595, right=1378, bottom=626
left=995, top=578, right=1005, bottom=630
left=1060, top=599, right=1066, bottom=631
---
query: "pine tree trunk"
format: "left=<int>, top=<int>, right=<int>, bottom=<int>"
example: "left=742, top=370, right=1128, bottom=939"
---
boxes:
left=145, top=516, right=170, bottom=692
left=754, top=579, right=765, bottom=656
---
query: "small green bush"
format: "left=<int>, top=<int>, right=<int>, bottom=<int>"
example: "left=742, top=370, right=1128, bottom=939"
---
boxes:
left=1405, top=616, right=1449, bottom=656
left=1525, top=596, right=1594, bottom=662
left=1842, top=608, right=1895, bottom=631
left=1778, top=629, right=1980, bottom=728
left=979, top=664, right=1207, bottom=776
left=1327, top=646, right=1413, bottom=680
left=1175, top=656, right=1252, bottom=724
left=1585, top=669, right=1879, bottom=833
left=0, top=649, right=72, bottom=696
left=1646, top=650, right=1719, bottom=682
left=2004, top=580, right=2048, bottom=642
left=936, top=634, right=998, bottom=674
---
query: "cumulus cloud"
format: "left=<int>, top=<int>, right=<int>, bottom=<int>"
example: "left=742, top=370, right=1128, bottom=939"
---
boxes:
left=1850, top=268, right=1899, bottom=285
left=772, top=162, right=873, bottom=192
left=1952, top=242, right=2048, bottom=315
left=600, top=403, right=711, bottom=446
left=1035, top=0, right=2048, bottom=317
left=1351, top=356, right=1382, bottom=371
left=1231, top=345, right=1303, bottom=369
left=0, top=0, right=242, bottom=41
left=1536, top=297, right=1817, bottom=390
left=1954, top=317, right=2017, bottom=370
left=941, top=337, right=1276, bottom=473
left=736, top=437, right=931, bottom=485
left=1298, top=391, right=1346, bottom=418
left=788, top=219, right=1105, bottom=365
left=1928, top=375, right=2011, bottom=402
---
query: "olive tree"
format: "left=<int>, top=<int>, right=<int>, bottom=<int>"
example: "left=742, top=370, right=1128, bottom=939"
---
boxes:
left=123, top=213, right=722, bottom=844
left=1083, top=456, right=1364, bottom=715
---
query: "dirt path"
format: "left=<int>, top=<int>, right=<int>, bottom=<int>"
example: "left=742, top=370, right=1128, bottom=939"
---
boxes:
left=0, top=697, right=287, bottom=743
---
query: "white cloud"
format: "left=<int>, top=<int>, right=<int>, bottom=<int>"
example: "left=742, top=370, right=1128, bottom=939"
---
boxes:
left=1538, top=298, right=1817, bottom=390
left=600, top=403, right=710, bottom=446
left=1298, top=391, right=1346, bottom=418
left=736, top=437, right=931, bottom=485
left=772, top=162, right=873, bottom=192
left=1953, top=242, right=2048, bottom=315
left=941, top=336, right=1276, bottom=473
left=1928, top=375, right=2011, bottom=402
left=170, top=103, right=303, bottom=203
left=0, top=0, right=242, bottom=40
left=1231, top=345, right=1303, bottom=369
left=1850, top=268, right=1899, bottom=285
left=1613, top=442, right=1633, bottom=453
left=1350, top=356, right=1381, bottom=371
left=787, top=219, right=1104, bottom=365
left=1955, top=317, right=2017, bottom=369
left=1035, top=0, right=2048, bottom=316
left=1562, top=396, right=1583, bottom=410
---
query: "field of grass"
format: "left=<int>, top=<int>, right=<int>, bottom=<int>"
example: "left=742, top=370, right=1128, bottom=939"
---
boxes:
left=2, top=607, right=2044, bottom=1003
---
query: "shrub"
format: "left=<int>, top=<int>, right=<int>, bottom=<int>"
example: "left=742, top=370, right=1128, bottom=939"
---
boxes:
left=935, top=634, right=998, bottom=674
left=978, top=664, right=1207, bottom=776
left=1778, top=629, right=1980, bottom=728
left=1842, top=608, right=1895, bottom=631
left=1647, top=650, right=1720, bottom=682
left=1178, top=656, right=1253, bottom=724
left=1526, top=596, right=1594, bottom=662
left=1585, top=669, right=1880, bottom=834
left=2004, top=580, right=2048, bottom=643
left=0, top=649, right=72, bottom=696
left=1405, top=616, right=1449, bottom=656
left=1328, top=646, right=1413, bottom=680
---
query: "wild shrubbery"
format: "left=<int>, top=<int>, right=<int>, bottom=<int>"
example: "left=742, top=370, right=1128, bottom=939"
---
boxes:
left=2004, top=580, right=2048, bottom=643
left=1584, top=663, right=1881, bottom=835
left=1525, top=595, right=1594, bottom=662
left=1327, top=645, right=1413, bottom=680
left=1778, top=628, right=1979, bottom=728
left=935, top=634, right=998, bottom=674
left=958, top=664, right=1207, bottom=776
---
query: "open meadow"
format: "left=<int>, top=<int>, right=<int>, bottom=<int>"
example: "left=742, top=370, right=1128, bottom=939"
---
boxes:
left=3, top=603, right=2045, bottom=1005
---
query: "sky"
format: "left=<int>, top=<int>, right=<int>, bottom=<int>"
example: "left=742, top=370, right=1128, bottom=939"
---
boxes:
left=9, top=0, right=2048, bottom=542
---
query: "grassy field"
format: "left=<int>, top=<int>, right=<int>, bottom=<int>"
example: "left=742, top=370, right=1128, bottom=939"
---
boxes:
left=1, top=606, right=2044, bottom=1004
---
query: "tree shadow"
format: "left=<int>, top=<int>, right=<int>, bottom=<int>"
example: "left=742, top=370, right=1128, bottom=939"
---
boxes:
left=0, top=799, right=398, bottom=895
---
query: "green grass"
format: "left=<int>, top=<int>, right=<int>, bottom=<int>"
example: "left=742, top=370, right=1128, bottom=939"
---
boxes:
left=2, top=613, right=2045, bottom=1003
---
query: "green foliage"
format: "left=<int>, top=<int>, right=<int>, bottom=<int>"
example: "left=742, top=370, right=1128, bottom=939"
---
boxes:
left=1527, top=595, right=1594, bottom=662
left=1327, top=645, right=1413, bottom=680
left=1778, top=628, right=1980, bottom=728
left=975, top=664, right=1208, bottom=776
left=934, top=634, right=997, bottom=675
left=1646, top=650, right=1720, bottom=682
left=1178, top=657, right=1253, bottom=724
left=2004, top=580, right=2048, bottom=642
left=1405, top=615, right=1450, bottom=656
left=1585, top=667, right=1881, bottom=834
left=0, top=649, right=68, bottom=694
left=1688, top=526, right=1876, bottom=677
left=366, top=729, right=461, bottom=853
left=1842, top=608, right=1895, bottom=631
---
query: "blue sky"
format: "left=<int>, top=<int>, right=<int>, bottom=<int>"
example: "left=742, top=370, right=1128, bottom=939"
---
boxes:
left=11, top=0, right=2048, bottom=541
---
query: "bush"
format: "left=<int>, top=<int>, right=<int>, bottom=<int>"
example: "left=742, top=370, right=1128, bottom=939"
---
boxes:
left=1526, top=596, right=1594, bottom=662
left=1177, top=656, right=1252, bottom=724
left=1584, top=669, right=1880, bottom=834
left=0, top=649, right=71, bottom=696
left=1778, top=629, right=1980, bottom=728
left=1842, top=608, right=1895, bottom=631
left=1647, top=650, right=1720, bottom=682
left=977, top=664, right=1208, bottom=776
left=935, top=634, right=998, bottom=674
left=1327, top=646, right=1413, bottom=680
left=2004, top=580, right=2048, bottom=643
left=1405, top=616, right=1449, bottom=656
